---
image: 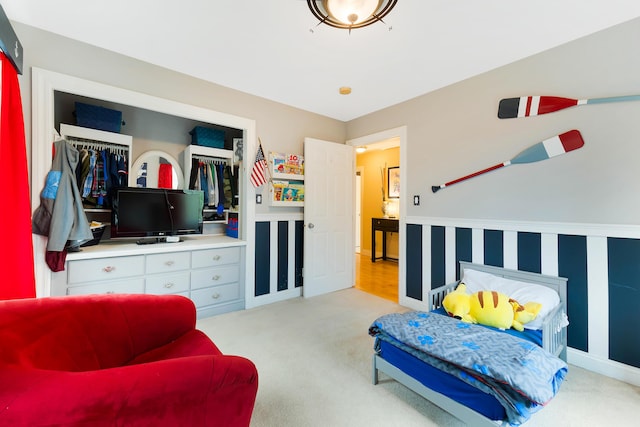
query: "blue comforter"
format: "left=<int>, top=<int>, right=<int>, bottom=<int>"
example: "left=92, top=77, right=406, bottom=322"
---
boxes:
left=369, top=311, right=567, bottom=425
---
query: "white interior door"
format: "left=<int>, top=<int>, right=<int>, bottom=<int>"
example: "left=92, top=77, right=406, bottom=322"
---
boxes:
left=303, top=138, right=354, bottom=298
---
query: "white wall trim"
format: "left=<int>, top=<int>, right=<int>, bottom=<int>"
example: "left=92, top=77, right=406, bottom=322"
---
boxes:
left=568, top=348, right=640, bottom=387
left=255, top=213, right=304, bottom=222
left=252, top=287, right=302, bottom=307
left=405, top=215, right=640, bottom=238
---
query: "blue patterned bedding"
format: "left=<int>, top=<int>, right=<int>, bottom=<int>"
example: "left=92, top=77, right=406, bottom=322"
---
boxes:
left=369, top=311, right=567, bottom=425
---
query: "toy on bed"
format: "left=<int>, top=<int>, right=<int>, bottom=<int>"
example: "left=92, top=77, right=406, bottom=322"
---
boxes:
left=442, top=282, right=542, bottom=331
left=371, top=262, right=570, bottom=427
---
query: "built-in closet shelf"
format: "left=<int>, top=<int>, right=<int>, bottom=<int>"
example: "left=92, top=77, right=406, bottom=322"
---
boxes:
left=272, top=172, right=305, bottom=181
left=181, top=145, right=236, bottom=230
left=61, top=124, right=133, bottom=227
left=203, top=208, right=228, bottom=224
left=60, top=124, right=133, bottom=149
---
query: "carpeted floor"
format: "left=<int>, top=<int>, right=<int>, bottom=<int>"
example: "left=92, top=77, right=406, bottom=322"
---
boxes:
left=196, top=288, right=640, bottom=427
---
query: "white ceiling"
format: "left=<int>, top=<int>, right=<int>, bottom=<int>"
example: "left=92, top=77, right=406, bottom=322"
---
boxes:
left=3, top=0, right=640, bottom=121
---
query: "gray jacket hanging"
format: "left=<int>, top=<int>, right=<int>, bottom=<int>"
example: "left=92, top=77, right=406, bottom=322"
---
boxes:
left=32, top=139, right=93, bottom=251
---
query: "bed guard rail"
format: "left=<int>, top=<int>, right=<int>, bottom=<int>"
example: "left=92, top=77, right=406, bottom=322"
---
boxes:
left=427, top=281, right=459, bottom=311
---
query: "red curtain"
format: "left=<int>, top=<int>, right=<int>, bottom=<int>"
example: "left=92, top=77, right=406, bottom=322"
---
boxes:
left=0, top=53, right=36, bottom=299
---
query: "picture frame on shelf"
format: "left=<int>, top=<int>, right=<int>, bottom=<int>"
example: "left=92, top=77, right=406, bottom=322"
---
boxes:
left=388, top=166, right=400, bottom=198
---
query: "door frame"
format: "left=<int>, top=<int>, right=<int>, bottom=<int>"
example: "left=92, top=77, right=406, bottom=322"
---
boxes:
left=347, top=126, right=407, bottom=302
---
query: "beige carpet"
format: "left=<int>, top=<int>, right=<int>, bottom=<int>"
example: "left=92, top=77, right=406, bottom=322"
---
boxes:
left=196, top=288, right=640, bottom=427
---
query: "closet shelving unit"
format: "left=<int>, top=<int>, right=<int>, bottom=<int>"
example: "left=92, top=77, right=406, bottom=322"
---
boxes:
left=60, top=123, right=133, bottom=214
left=181, top=144, right=236, bottom=226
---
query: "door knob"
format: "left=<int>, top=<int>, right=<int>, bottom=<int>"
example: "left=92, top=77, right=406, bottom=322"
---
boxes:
left=307, top=223, right=315, bottom=229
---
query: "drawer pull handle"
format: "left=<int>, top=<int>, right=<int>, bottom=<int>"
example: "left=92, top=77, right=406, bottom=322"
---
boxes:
left=212, top=255, right=221, bottom=261
left=103, top=266, right=116, bottom=273
left=164, top=261, right=175, bottom=266
left=211, top=275, right=221, bottom=281
left=212, top=293, right=221, bottom=299
left=106, top=291, right=115, bottom=294
left=164, top=283, right=174, bottom=288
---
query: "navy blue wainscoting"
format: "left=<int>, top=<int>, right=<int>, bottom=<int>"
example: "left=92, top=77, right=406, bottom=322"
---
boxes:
left=254, top=217, right=304, bottom=301
left=255, top=221, right=271, bottom=297
left=404, top=220, right=640, bottom=371
left=607, top=237, right=640, bottom=368
left=406, top=223, right=423, bottom=300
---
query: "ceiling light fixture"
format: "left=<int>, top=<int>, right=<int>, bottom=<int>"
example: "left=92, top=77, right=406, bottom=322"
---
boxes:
left=307, top=0, right=398, bottom=32
left=355, top=146, right=367, bottom=153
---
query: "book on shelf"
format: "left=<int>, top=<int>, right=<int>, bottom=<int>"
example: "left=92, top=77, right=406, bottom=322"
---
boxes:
left=272, top=180, right=304, bottom=202
left=272, top=152, right=304, bottom=176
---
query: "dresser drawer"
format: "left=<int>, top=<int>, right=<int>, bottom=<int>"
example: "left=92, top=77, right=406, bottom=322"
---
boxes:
left=66, top=279, right=145, bottom=295
left=192, top=247, right=240, bottom=269
left=190, top=265, right=240, bottom=290
left=146, top=252, right=190, bottom=274
left=145, top=272, right=190, bottom=295
left=190, top=282, right=240, bottom=308
left=67, top=256, right=145, bottom=284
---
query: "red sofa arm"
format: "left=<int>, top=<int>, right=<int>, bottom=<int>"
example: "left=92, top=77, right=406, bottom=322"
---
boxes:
left=0, top=354, right=258, bottom=427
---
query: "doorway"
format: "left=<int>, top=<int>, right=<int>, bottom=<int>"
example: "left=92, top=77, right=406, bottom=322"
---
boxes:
left=351, top=130, right=404, bottom=303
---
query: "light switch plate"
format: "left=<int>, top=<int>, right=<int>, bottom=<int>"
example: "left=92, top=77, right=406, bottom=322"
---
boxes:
left=256, top=194, right=262, bottom=204
left=413, top=195, right=420, bottom=206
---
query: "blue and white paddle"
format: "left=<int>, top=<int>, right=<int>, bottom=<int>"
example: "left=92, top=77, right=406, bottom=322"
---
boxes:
left=432, top=130, right=584, bottom=193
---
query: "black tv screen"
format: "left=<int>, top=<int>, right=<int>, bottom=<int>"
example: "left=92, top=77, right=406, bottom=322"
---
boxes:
left=111, top=187, right=204, bottom=239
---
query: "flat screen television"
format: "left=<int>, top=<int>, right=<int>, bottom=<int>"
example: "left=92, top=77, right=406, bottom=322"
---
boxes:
left=111, top=187, right=204, bottom=241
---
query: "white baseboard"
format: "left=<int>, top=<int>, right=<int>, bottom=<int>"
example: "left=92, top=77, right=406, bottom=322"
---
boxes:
left=568, top=348, right=640, bottom=387
left=251, top=287, right=302, bottom=307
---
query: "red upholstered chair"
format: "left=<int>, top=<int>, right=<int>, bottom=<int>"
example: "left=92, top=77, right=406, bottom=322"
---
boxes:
left=0, top=294, right=258, bottom=426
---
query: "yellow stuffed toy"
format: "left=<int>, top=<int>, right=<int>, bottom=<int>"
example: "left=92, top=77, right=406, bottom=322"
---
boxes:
left=442, top=283, right=541, bottom=331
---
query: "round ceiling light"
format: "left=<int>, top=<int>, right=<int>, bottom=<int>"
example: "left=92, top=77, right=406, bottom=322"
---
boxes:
left=307, top=0, right=398, bottom=31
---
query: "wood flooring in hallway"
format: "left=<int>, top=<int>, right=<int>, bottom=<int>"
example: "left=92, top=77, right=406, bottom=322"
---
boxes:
left=354, top=253, right=398, bottom=303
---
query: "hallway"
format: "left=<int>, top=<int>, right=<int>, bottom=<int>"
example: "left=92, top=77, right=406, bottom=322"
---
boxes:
left=354, top=253, right=398, bottom=303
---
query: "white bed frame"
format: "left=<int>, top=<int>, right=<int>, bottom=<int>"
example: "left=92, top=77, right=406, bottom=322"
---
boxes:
left=372, top=262, right=568, bottom=427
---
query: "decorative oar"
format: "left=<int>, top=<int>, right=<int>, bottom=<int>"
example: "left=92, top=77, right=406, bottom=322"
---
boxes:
left=498, top=95, right=640, bottom=119
left=432, top=130, right=584, bottom=193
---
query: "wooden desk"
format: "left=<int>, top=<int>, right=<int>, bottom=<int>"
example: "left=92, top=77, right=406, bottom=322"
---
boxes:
left=371, top=218, right=399, bottom=262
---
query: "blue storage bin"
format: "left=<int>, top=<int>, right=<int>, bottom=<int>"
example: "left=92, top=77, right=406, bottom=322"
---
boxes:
left=75, top=102, right=123, bottom=133
left=190, top=126, right=225, bottom=148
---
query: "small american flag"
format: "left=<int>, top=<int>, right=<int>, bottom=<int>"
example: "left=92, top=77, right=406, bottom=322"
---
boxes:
left=250, top=143, right=268, bottom=188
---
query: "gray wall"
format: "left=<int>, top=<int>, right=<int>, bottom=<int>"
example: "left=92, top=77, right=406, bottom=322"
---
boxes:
left=14, top=21, right=346, bottom=215
left=347, top=17, right=640, bottom=225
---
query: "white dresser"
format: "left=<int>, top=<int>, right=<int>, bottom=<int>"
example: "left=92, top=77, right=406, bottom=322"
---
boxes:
left=51, top=236, right=246, bottom=318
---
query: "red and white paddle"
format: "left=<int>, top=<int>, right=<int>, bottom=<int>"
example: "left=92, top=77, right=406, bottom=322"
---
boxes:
left=498, top=94, right=640, bottom=118
left=432, top=130, right=584, bottom=193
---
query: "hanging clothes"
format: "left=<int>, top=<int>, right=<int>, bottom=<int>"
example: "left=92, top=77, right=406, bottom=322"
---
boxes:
left=216, top=164, right=226, bottom=215
left=32, top=139, right=93, bottom=272
left=0, top=53, right=36, bottom=299
left=158, top=162, right=173, bottom=189
left=189, top=158, right=199, bottom=189
left=227, top=165, right=239, bottom=209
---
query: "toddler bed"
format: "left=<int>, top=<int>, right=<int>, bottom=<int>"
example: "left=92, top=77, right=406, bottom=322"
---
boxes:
left=369, top=261, right=569, bottom=426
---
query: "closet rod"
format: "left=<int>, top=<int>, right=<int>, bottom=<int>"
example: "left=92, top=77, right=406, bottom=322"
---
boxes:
left=65, top=137, right=129, bottom=156
left=193, top=154, right=230, bottom=165
left=0, top=5, right=23, bottom=74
